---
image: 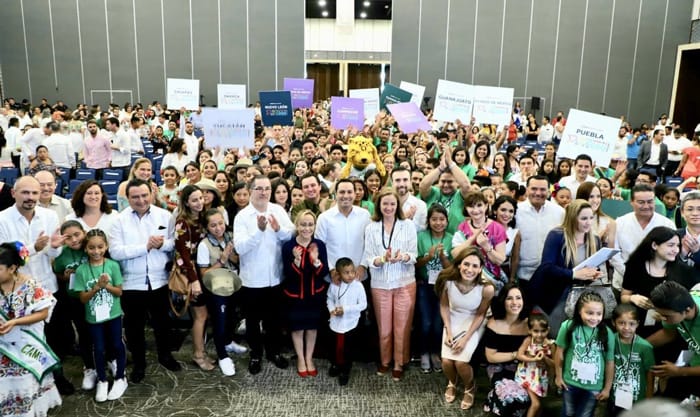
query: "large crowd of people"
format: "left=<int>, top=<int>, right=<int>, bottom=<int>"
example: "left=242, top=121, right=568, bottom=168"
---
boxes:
left=2, top=96, right=700, bottom=416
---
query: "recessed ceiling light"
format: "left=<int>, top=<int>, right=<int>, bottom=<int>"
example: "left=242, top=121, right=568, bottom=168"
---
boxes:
left=369, top=55, right=373, bottom=59
left=363, top=1, right=370, bottom=6
left=360, top=11, right=367, bottom=18
left=385, top=4, right=389, bottom=8
left=318, top=0, right=326, bottom=6
left=321, top=10, right=328, bottom=17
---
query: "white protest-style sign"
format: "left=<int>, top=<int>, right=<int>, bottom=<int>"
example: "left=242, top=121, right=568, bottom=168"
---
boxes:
left=167, top=78, right=200, bottom=110
left=558, top=108, right=622, bottom=167
left=217, top=84, right=247, bottom=109
left=399, top=81, right=426, bottom=108
left=349, top=88, right=380, bottom=122
left=201, top=107, right=255, bottom=149
left=472, top=85, right=514, bottom=126
left=433, top=79, right=473, bottom=122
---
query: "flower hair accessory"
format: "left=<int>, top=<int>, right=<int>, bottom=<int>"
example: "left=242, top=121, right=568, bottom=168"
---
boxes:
left=14, top=241, right=30, bottom=266
left=550, top=182, right=567, bottom=197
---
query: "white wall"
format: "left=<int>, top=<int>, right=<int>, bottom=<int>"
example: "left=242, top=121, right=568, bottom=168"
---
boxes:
left=305, top=19, right=391, bottom=52
left=694, top=0, right=700, bottom=19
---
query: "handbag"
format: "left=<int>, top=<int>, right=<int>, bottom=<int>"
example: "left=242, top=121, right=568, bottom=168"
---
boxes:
left=564, top=280, right=617, bottom=319
left=168, top=264, right=190, bottom=317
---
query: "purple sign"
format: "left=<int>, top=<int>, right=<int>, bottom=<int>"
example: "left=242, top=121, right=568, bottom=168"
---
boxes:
left=386, top=102, right=431, bottom=133
left=283, top=78, right=314, bottom=109
left=330, top=97, right=365, bottom=130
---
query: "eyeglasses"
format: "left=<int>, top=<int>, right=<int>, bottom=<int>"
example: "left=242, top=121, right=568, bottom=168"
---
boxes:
left=252, top=187, right=272, bottom=192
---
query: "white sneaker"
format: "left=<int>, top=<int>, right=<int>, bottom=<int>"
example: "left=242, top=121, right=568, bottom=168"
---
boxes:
left=95, top=381, right=108, bottom=402
left=82, top=368, right=97, bottom=390
left=420, top=353, right=431, bottom=373
left=108, top=360, right=117, bottom=377
left=225, top=340, right=248, bottom=355
left=106, top=378, right=128, bottom=401
left=218, top=357, right=236, bottom=376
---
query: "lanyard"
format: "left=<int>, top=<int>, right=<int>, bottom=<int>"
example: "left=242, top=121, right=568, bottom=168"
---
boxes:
left=88, top=261, right=107, bottom=282
left=615, top=334, right=636, bottom=376
left=336, top=282, right=350, bottom=301
left=579, top=326, right=598, bottom=354
left=381, top=219, right=397, bottom=250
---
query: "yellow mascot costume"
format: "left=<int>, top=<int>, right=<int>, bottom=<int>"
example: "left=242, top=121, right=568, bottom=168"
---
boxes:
left=340, top=136, right=386, bottom=179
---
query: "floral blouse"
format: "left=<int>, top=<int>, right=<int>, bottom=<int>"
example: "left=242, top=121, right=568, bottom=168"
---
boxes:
left=174, top=218, right=206, bottom=283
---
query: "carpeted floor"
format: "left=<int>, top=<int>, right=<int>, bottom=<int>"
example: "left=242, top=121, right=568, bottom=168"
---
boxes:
left=47, top=329, right=597, bottom=417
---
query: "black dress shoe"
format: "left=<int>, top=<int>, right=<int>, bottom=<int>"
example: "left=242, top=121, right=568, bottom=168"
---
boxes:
left=248, top=358, right=262, bottom=375
left=130, top=368, right=145, bottom=384
left=158, top=356, right=182, bottom=372
left=328, top=364, right=340, bottom=377
left=54, top=373, right=75, bottom=396
left=267, top=354, right=288, bottom=369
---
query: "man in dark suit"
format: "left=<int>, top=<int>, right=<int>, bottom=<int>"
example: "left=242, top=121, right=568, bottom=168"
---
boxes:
left=638, top=128, right=668, bottom=179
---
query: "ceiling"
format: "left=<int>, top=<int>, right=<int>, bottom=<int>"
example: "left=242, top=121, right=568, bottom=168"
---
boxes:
left=305, top=0, right=392, bottom=20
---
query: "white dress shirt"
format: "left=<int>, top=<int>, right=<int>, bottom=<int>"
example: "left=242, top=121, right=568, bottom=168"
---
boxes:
left=109, top=205, right=175, bottom=291
left=233, top=202, right=295, bottom=288
left=39, top=195, right=74, bottom=224
left=610, top=212, right=675, bottom=290
left=20, top=128, right=46, bottom=168
left=362, top=219, right=417, bottom=290
left=42, top=133, right=75, bottom=169
left=182, top=133, right=199, bottom=162
left=109, top=129, right=132, bottom=167
left=664, top=136, right=692, bottom=162
left=402, top=194, right=427, bottom=232
left=515, top=199, right=565, bottom=281
left=161, top=153, right=190, bottom=175
left=327, top=280, right=367, bottom=334
left=0, top=205, right=61, bottom=292
left=557, top=175, right=597, bottom=197
left=315, top=206, right=371, bottom=273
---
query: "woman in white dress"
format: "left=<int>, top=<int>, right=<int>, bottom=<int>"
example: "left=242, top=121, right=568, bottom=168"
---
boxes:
left=436, top=246, right=495, bottom=410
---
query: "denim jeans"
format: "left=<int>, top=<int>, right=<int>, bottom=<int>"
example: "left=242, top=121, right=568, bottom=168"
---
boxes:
left=416, top=281, right=442, bottom=354
left=561, top=385, right=598, bottom=417
left=89, top=317, right=126, bottom=381
left=207, top=293, right=236, bottom=359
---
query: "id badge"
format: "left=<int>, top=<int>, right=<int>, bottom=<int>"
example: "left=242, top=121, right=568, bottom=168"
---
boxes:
left=428, top=269, right=439, bottom=285
left=614, top=386, right=633, bottom=409
left=95, top=304, right=110, bottom=322
left=572, top=359, right=596, bottom=383
left=644, top=309, right=656, bottom=326
left=68, top=273, right=76, bottom=291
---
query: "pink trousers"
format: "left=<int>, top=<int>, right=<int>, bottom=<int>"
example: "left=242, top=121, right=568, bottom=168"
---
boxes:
left=371, top=282, right=417, bottom=368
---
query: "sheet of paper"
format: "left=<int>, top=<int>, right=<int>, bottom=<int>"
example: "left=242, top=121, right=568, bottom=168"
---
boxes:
left=573, top=248, right=620, bottom=271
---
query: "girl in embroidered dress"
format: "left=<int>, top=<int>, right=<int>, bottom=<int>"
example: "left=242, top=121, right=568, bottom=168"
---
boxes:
left=0, top=242, right=62, bottom=416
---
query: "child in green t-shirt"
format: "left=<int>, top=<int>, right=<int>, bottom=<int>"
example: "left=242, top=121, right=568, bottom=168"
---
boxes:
left=53, top=220, right=97, bottom=389
left=555, top=291, right=615, bottom=417
left=415, top=204, right=453, bottom=373
left=608, top=304, right=655, bottom=416
left=73, top=229, right=126, bottom=403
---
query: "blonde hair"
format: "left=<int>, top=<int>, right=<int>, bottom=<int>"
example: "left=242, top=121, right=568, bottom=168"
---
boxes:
left=128, top=157, right=152, bottom=180
left=294, top=209, right=317, bottom=229
left=561, top=199, right=598, bottom=266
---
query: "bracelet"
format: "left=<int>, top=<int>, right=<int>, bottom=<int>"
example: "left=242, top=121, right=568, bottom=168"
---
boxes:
left=512, top=351, right=517, bottom=360
left=486, top=246, right=493, bottom=253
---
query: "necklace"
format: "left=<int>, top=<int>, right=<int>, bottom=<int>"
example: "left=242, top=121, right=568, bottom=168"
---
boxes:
left=381, top=218, right=397, bottom=250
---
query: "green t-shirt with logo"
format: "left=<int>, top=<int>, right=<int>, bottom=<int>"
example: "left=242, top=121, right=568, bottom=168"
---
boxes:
left=73, top=259, right=124, bottom=324
left=555, top=319, right=615, bottom=391
left=422, top=187, right=465, bottom=235
left=611, top=335, right=655, bottom=403
left=663, top=293, right=700, bottom=366
left=53, top=246, right=88, bottom=298
left=416, top=230, right=453, bottom=282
